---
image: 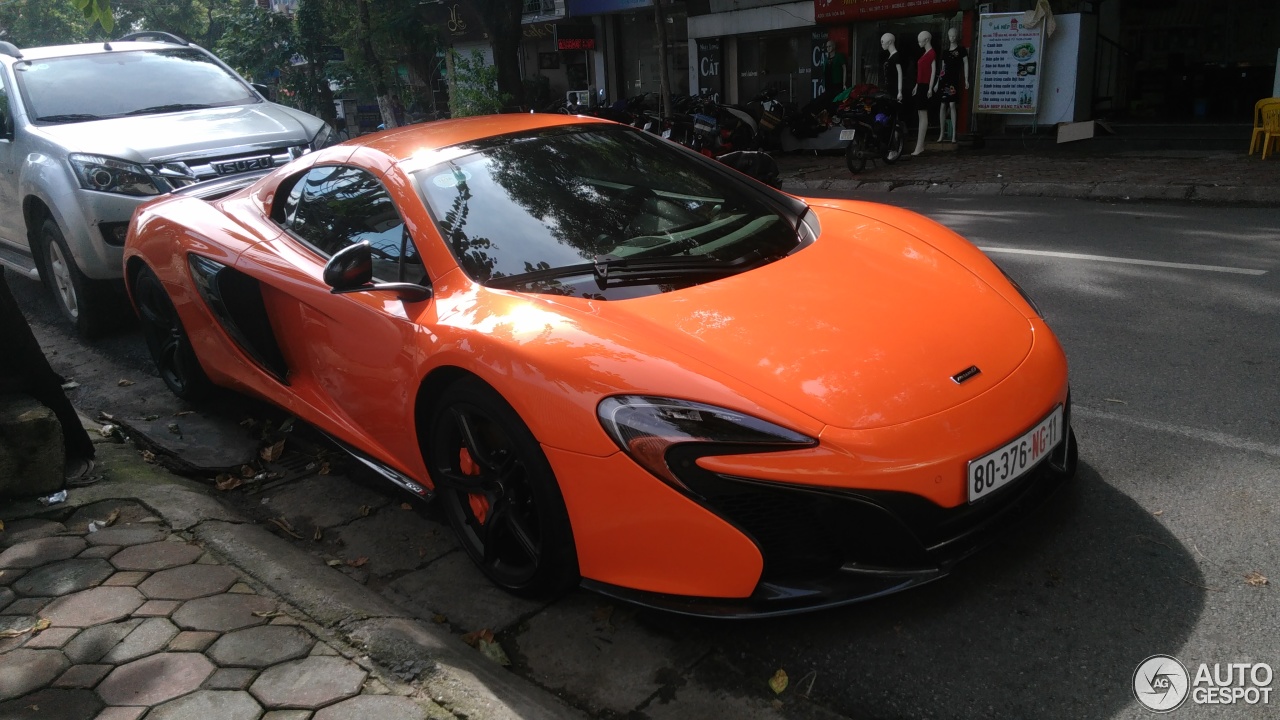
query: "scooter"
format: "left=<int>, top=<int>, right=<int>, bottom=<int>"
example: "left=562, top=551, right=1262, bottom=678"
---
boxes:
left=836, top=92, right=906, bottom=173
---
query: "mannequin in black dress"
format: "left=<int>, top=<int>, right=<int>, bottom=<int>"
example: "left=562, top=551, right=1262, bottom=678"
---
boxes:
left=934, top=27, right=969, bottom=142
left=880, top=33, right=904, bottom=103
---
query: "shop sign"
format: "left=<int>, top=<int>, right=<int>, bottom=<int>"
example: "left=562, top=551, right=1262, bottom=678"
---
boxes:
left=557, top=23, right=597, bottom=51
left=696, top=37, right=723, bottom=97
left=975, top=12, right=1045, bottom=114
left=431, top=2, right=488, bottom=43
left=567, top=0, right=651, bottom=15
left=814, top=0, right=960, bottom=24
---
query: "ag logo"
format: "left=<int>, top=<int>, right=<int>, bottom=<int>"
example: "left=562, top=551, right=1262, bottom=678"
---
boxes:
left=1134, top=655, right=1190, bottom=712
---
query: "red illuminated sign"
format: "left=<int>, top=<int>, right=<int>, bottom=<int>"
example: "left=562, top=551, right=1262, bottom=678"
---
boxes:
left=557, top=38, right=596, bottom=50
left=814, top=0, right=961, bottom=24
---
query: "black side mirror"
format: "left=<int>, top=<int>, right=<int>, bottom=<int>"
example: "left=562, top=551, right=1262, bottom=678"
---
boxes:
left=251, top=83, right=271, bottom=99
left=323, top=242, right=432, bottom=302
left=323, top=242, right=373, bottom=290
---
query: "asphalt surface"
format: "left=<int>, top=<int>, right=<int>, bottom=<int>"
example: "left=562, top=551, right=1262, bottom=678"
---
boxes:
left=7, top=194, right=1280, bottom=719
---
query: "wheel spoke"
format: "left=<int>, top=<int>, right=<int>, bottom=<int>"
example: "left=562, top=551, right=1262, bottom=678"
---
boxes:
left=435, top=467, right=489, bottom=492
left=502, top=505, right=540, bottom=563
left=451, top=408, right=503, bottom=471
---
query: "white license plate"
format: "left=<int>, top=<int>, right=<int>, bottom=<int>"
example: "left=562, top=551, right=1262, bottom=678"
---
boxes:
left=839, top=129, right=857, bottom=141
left=967, top=405, right=1064, bottom=503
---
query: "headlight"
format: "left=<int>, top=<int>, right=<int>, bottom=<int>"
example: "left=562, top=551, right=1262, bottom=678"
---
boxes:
left=597, top=396, right=815, bottom=492
left=310, top=124, right=337, bottom=151
left=68, top=154, right=160, bottom=196
left=997, top=266, right=1044, bottom=318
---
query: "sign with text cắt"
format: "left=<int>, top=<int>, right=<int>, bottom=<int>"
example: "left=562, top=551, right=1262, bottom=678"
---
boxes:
left=975, top=12, right=1045, bottom=115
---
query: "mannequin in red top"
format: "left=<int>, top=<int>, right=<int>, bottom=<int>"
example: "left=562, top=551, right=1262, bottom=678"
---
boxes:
left=912, top=30, right=936, bottom=156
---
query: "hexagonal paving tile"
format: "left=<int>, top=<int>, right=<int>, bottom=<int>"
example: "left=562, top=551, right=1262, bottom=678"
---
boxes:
left=0, top=537, right=86, bottom=569
left=96, top=652, right=215, bottom=706
left=100, top=617, right=179, bottom=664
left=146, top=690, right=262, bottom=720
left=0, top=648, right=70, bottom=701
left=207, top=626, right=313, bottom=668
left=0, top=688, right=103, bottom=720
left=249, top=656, right=367, bottom=710
left=0, top=519, right=65, bottom=548
left=139, top=564, right=239, bottom=600
left=63, top=619, right=143, bottom=664
left=172, top=593, right=277, bottom=632
left=12, top=559, right=114, bottom=597
left=109, top=542, right=202, bottom=572
left=42, top=587, right=145, bottom=628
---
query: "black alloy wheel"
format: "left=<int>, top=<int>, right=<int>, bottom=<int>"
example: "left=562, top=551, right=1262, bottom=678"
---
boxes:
left=133, top=266, right=212, bottom=401
left=427, top=378, right=578, bottom=598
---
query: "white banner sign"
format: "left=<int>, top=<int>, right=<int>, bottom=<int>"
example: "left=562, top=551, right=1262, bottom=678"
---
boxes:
left=976, top=12, right=1045, bottom=115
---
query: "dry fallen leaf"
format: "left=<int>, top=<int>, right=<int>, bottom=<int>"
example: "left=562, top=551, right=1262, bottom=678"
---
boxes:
left=462, top=629, right=495, bottom=648
left=771, top=699, right=784, bottom=710
left=1104, top=398, right=1127, bottom=404
left=358, top=505, right=372, bottom=517
left=174, top=410, right=194, bottom=417
left=104, top=510, right=120, bottom=527
left=141, top=414, right=159, bottom=421
left=215, top=475, right=244, bottom=492
left=417, top=547, right=428, bottom=558
left=0, top=617, right=50, bottom=638
left=0, top=520, right=5, bottom=532
left=325, top=559, right=343, bottom=567
left=347, top=556, right=369, bottom=568
left=240, top=464, right=257, bottom=478
left=1153, top=510, right=1164, bottom=517
left=267, top=517, right=302, bottom=539
left=768, top=669, right=789, bottom=695
left=260, top=439, right=286, bottom=462
left=252, top=610, right=283, bottom=618
left=432, top=613, right=447, bottom=624
left=141, top=450, right=156, bottom=463
left=313, top=527, right=323, bottom=542
left=1245, top=571, right=1269, bottom=587
left=400, top=502, right=413, bottom=511
left=318, top=462, right=330, bottom=475
left=478, top=638, right=511, bottom=666
left=117, top=379, right=135, bottom=387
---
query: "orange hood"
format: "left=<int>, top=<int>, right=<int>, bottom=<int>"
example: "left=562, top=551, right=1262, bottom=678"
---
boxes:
left=579, top=206, right=1034, bottom=430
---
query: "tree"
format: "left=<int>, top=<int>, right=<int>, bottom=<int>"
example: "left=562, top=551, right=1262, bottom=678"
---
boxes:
left=294, top=0, right=336, bottom=126
left=472, top=0, right=524, bottom=110
left=3, top=1, right=100, bottom=45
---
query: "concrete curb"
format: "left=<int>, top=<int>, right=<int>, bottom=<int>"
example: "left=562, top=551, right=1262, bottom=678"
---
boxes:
left=781, top=178, right=1280, bottom=206
left=51, top=444, right=587, bottom=720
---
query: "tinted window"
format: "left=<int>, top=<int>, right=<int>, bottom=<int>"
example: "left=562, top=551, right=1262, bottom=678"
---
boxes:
left=15, top=49, right=257, bottom=123
left=279, top=166, right=417, bottom=283
left=414, top=126, right=800, bottom=298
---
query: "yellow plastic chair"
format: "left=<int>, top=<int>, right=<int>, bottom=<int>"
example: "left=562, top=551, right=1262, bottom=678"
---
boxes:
left=1261, top=105, right=1280, bottom=160
left=1249, top=97, right=1280, bottom=155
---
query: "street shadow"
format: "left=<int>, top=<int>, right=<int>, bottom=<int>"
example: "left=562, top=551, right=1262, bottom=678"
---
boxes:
left=647, top=462, right=1205, bottom=719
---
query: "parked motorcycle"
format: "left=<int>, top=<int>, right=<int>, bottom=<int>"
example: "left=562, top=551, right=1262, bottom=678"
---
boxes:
left=837, top=91, right=906, bottom=173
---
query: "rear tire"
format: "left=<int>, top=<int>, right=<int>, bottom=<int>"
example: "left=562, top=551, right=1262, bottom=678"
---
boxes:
left=39, top=218, right=118, bottom=339
left=426, top=377, right=578, bottom=598
left=845, top=134, right=869, bottom=174
left=134, top=265, right=212, bottom=401
left=884, top=121, right=906, bottom=164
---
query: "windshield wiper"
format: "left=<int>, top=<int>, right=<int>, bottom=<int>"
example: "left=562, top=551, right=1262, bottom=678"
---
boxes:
left=125, top=103, right=215, bottom=116
left=35, top=114, right=102, bottom=123
left=486, top=253, right=767, bottom=291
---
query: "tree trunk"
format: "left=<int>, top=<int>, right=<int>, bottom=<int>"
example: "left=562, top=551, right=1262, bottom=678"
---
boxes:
left=653, top=0, right=672, bottom=119
left=475, top=0, right=525, bottom=111
left=357, top=0, right=398, bottom=128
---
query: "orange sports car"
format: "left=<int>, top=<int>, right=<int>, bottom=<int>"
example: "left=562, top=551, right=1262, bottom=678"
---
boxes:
left=123, top=114, right=1076, bottom=616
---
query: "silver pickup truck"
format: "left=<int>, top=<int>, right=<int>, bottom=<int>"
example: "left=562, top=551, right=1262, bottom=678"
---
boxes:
left=0, top=32, right=333, bottom=337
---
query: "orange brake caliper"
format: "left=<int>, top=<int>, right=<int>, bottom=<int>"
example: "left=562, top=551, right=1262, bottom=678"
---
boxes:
left=459, top=447, right=489, bottom=524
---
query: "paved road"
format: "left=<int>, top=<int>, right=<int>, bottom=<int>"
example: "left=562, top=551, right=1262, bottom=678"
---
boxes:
left=9, top=195, right=1280, bottom=719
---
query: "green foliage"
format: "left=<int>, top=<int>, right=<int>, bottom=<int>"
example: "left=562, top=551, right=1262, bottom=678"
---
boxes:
left=73, top=0, right=113, bottom=34
left=213, top=3, right=296, bottom=89
left=0, top=1, right=99, bottom=45
left=449, top=50, right=508, bottom=118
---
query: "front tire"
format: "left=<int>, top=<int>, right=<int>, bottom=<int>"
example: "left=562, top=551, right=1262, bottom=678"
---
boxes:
left=39, top=218, right=117, bottom=338
left=134, top=265, right=212, bottom=401
left=845, top=133, right=869, bottom=174
left=426, top=377, right=578, bottom=598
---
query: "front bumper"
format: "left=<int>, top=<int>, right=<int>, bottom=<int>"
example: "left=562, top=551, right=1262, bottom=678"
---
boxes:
left=584, top=420, right=1077, bottom=618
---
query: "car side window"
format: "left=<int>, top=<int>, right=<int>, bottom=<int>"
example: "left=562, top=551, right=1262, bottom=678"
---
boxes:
left=277, top=165, right=421, bottom=283
left=0, top=72, right=12, bottom=140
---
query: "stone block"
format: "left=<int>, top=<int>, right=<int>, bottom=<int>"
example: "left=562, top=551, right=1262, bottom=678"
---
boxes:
left=383, top=552, right=542, bottom=634
left=314, top=695, right=428, bottom=720
left=100, top=617, right=179, bottom=663
left=147, top=690, right=263, bottom=720
left=0, top=394, right=65, bottom=499
left=96, top=652, right=215, bottom=706
left=52, top=664, right=112, bottom=689
left=0, top=518, right=65, bottom=548
left=86, top=526, right=168, bottom=547
left=207, top=625, right=313, bottom=668
left=139, top=564, right=239, bottom=600
left=133, top=600, right=182, bottom=617
left=334, top=507, right=456, bottom=577
left=172, top=592, right=277, bottom=632
left=0, top=648, right=69, bottom=700
left=249, top=656, right=367, bottom=710
left=168, top=629, right=219, bottom=652
left=0, top=688, right=103, bottom=720
left=13, top=559, right=113, bottom=596
left=0, top=537, right=86, bottom=569
left=42, top=586, right=145, bottom=627
left=206, top=668, right=259, bottom=690
left=63, top=618, right=142, bottom=663
left=24, top=626, right=78, bottom=649
left=110, top=541, right=202, bottom=572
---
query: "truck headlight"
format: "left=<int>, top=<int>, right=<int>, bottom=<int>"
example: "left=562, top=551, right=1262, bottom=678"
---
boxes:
left=69, top=154, right=160, bottom=196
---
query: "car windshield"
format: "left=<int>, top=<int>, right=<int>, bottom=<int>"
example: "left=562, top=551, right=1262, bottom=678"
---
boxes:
left=414, top=125, right=803, bottom=298
left=15, top=48, right=258, bottom=124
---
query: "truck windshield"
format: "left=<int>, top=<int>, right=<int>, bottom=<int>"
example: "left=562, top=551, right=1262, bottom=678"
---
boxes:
left=15, top=48, right=258, bottom=124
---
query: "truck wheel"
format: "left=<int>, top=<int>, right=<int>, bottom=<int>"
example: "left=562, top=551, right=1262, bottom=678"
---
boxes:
left=40, top=218, right=116, bottom=338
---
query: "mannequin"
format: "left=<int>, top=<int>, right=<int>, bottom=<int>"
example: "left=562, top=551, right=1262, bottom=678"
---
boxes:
left=934, top=27, right=969, bottom=142
left=912, top=30, right=935, bottom=156
left=822, top=39, right=848, bottom=98
left=880, top=33, right=904, bottom=104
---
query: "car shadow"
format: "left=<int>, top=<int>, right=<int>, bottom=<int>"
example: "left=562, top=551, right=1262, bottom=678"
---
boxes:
left=648, top=461, right=1205, bottom=719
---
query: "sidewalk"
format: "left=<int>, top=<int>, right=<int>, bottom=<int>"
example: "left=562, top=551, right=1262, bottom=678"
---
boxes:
left=774, top=143, right=1280, bottom=205
left=1, top=437, right=583, bottom=720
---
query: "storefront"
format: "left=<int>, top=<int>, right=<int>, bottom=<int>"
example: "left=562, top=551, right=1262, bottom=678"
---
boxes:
left=687, top=1, right=818, bottom=105
left=815, top=0, right=966, bottom=89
